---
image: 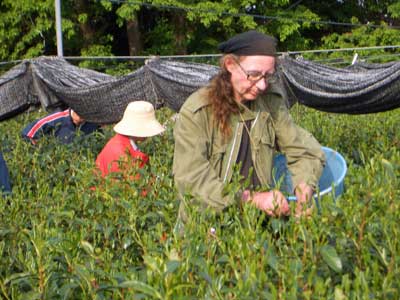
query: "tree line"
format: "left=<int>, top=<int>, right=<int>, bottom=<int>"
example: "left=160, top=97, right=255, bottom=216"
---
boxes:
left=1, top=0, right=400, bottom=68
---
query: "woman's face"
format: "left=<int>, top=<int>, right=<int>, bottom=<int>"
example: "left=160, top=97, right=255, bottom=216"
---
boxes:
left=225, top=55, right=276, bottom=103
left=134, top=137, right=146, bottom=142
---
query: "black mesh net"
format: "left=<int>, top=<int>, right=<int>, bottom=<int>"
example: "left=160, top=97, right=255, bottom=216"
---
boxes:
left=0, top=55, right=399, bottom=123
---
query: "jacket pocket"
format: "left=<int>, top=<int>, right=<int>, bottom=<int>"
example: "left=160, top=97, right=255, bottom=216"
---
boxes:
left=257, top=125, right=276, bottom=185
left=261, top=122, right=276, bottom=149
left=210, top=144, right=227, bottom=177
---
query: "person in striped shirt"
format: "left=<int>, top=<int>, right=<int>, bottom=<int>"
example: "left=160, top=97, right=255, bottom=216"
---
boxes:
left=21, top=108, right=100, bottom=144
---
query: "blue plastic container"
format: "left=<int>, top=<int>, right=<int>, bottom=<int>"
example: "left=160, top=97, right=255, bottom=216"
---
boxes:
left=272, top=147, right=347, bottom=201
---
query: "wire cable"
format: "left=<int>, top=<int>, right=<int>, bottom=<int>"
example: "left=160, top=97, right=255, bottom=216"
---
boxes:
left=1, top=45, right=399, bottom=66
left=283, top=45, right=400, bottom=55
left=104, top=0, right=400, bottom=29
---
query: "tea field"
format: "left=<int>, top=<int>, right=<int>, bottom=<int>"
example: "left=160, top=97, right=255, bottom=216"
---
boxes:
left=0, top=105, right=399, bottom=299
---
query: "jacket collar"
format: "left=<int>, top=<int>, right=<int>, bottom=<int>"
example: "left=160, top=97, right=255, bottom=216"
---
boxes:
left=187, top=88, right=211, bottom=113
left=115, top=133, right=140, bottom=151
left=235, top=97, right=266, bottom=121
left=129, top=138, right=139, bottom=151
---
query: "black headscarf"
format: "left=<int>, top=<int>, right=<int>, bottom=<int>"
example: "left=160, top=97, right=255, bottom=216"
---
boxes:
left=218, top=30, right=277, bottom=56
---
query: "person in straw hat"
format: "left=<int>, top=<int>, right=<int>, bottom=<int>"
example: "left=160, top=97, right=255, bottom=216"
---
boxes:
left=95, top=101, right=164, bottom=178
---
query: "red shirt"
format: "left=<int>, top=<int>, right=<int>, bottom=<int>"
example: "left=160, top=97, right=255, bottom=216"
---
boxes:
left=95, top=134, right=149, bottom=177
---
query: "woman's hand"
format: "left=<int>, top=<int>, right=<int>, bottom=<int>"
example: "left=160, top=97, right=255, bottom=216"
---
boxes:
left=242, top=189, right=290, bottom=216
left=294, top=182, right=314, bottom=218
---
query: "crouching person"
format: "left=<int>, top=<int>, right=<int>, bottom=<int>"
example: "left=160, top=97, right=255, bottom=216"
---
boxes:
left=95, top=101, right=164, bottom=182
left=21, top=108, right=100, bottom=144
left=173, top=30, right=325, bottom=231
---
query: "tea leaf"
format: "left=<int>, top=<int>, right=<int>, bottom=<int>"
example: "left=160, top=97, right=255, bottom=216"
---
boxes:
left=381, top=158, right=396, bottom=181
left=165, top=260, right=180, bottom=274
left=80, top=240, right=95, bottom=256
left=320, top=245, right=342, bottom=273
left=118, top=280, right=163, bottom=299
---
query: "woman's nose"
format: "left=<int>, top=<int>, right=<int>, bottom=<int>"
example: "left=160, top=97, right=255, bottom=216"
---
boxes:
left=255, top=77, right=267, bottom=91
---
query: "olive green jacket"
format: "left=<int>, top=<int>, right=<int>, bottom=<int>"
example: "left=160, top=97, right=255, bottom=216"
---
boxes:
left=173, top=84, right=325, bottom=214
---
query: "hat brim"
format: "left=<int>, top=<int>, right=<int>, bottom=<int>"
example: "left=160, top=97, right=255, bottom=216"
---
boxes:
left=114, top=120, right=165, bottom=137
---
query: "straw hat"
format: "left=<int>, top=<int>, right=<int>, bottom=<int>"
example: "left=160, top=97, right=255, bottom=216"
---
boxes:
left=113, top=101, right=165, bottom=137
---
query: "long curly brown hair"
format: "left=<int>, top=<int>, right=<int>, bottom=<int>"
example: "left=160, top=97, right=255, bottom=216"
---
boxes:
left=207, top=54, right=240, bottom=138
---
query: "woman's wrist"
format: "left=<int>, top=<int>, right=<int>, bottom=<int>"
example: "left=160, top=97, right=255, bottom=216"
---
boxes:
left=241, top=190, right=251, bottom=202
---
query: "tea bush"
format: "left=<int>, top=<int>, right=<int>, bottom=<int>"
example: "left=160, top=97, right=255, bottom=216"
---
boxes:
left=0, top=105, right=399, bottom=299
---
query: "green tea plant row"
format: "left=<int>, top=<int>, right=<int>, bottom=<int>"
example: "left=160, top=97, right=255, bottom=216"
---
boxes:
left=0, top=105, right=399, bottom=299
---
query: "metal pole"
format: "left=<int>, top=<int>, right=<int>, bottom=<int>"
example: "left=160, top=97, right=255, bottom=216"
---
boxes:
left=55, top=0, right=63, bottom=56
left=351, top=53, right=359, bottom=65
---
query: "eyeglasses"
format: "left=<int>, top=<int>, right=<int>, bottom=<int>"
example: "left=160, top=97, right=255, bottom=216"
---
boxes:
left=235, top=59, right=277, bottom=84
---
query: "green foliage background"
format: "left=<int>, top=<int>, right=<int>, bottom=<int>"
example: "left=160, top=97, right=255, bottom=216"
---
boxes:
left=0, top=0, right=400, bottom=66
left=0, top=104, right=399, bottom=299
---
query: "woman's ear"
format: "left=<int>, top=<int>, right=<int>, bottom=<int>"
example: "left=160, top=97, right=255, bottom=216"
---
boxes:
left=224, top=55, right=236, bottom=73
